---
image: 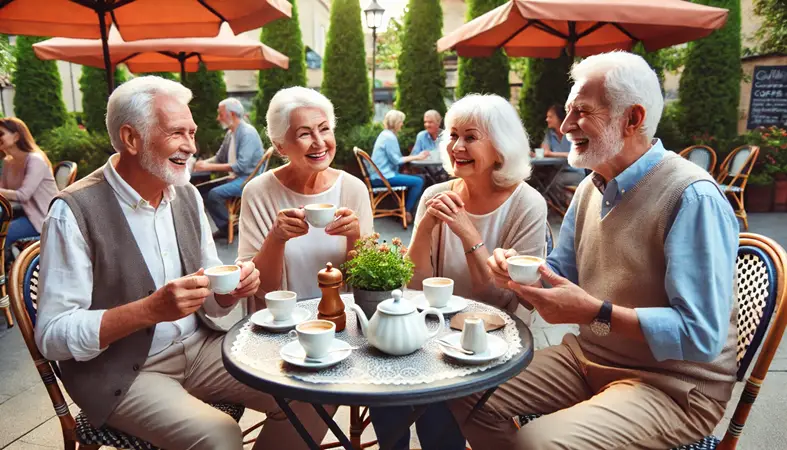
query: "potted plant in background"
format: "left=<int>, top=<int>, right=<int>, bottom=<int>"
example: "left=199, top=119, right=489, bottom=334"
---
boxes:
left=748, top=126, right=787, bottom=212
left=745, top=171, right=775, bottom=213
left=342, top=233, right=414, bottom=319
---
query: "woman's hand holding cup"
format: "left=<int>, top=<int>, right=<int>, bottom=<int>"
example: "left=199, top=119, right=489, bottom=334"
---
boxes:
left=325, top=207, right=360, bottom=239
left=271, top=208, right=309, bottom=242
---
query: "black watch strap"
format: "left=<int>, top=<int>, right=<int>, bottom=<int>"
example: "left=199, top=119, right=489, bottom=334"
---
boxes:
left=597, top=300, right=612, bottom=323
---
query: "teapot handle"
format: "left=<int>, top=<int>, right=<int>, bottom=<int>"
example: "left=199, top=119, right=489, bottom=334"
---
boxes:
left=422, top=307, right=445, bottom=339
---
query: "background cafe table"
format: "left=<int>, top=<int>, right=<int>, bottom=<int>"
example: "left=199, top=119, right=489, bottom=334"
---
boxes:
left=222, top=292, right=534, bottom=450
left=530, top=156, right=569, bottom=216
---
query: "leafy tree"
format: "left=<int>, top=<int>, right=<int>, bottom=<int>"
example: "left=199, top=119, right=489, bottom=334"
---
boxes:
left=456, top=0, right=510, bottom=99
left=322, top=0, right=371, bottom=132
left=79, top=66, right=129, bottom=132
left=753, top=0, right=787, bottom=54
left=395, top=0, right=446, bottom=132
left=12, top=36, right=68, bottom=137
left=253, top=0, right=307, bottom=127
left=0, top=34, right=14, bottom=84
left=678, top=0, right=741, bottom=142
left=183, top=62, right=227, bottom=157
left=375, top=15, right=404, bottom=70
left=517, top=54, right=572, bottom=146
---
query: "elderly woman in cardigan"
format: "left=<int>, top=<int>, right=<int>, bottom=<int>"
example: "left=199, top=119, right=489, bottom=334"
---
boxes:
left=237, top=87, right=373, bottom=303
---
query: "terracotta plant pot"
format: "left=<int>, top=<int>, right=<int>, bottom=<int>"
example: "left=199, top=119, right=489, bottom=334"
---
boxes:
left=773, top=179, right=787, bottom=212
left=746, top=184, right=774, bottom=213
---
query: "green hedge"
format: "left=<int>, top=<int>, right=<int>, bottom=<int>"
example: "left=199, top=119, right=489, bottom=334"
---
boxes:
left=456, top=0, right=510, bottom=99
left=322, top=0, right=372, bottom=133
left=395, top=0, right=446, bottom=131
left=518, top=54, right=572, bottom=147
left=39, top=124, right=112, bottom=178
left=677, top=0, right=741, bottom=142
left=80, top=66, right=129, bottom=132
left=254, top=0, right=307, bottom=128
left=334, top=122, right=383, bottom=168
left=12, top=36, right=68, bottom=138
left=183, top=62, right=227, bottom=157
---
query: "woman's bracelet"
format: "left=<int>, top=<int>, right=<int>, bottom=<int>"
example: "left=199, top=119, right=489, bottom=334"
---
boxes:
left=465, top=242, right=485, bottom=255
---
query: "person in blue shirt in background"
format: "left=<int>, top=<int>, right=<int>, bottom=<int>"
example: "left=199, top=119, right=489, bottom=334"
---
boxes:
left=411, top=109, right=450, bottom=183
left=370, top=110, right=430, bottom=224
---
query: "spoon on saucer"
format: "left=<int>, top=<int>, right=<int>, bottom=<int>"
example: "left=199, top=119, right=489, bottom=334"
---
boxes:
left=437, top=339, right=474, bottom=355
left=282, top=346, right=359, bottom=361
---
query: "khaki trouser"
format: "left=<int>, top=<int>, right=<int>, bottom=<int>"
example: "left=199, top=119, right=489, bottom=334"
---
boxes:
left=105, top=327, right=334, bottom=450
left=449, top=340, right=727, bottom=450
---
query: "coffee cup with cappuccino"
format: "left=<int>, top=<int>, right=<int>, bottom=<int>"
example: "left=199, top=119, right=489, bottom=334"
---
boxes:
left=422, top=277, right=454, bottom=308
left=506, top=255, right=545, bottom=285
left=205, top=264, right=241, bottom=295
left=304, top=203, right=337, bottom=228
left=288, top=320, right=336, bottom=359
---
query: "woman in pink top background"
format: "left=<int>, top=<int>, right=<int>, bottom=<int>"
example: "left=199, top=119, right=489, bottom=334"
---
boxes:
left=0, top=118, right=58, bottom=250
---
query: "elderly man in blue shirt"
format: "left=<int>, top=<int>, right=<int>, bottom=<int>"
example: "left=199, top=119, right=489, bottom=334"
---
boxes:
left=370, top=110, right=430, bottom=224
left=450, top=51, right=740, bottom=450
left=194, top=97, right=263, bottom=239
left=410, top=109, right=450, bottom=183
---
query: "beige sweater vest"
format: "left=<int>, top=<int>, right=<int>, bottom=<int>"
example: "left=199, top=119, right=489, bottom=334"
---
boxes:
left=571, top=152, right=738, bottom=402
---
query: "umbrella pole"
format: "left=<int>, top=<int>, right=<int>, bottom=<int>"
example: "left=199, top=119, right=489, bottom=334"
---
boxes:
left=97, top=10, right=114, bottom=96
left=179, top=57, right=186, bottom=83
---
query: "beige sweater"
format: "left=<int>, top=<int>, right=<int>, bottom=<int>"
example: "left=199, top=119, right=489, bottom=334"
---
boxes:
left=236, top=169, right=373, bottom=292
left=571, top=152, right=738, bottom=403
left=412, top=180, right=547, bottom=313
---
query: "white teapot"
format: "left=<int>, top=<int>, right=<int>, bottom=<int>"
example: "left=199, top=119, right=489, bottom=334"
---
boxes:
left=350, top=289, right=444, bottom=356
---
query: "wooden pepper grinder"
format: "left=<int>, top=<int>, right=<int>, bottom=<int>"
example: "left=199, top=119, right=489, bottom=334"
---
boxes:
left=317, top=262, right=346, bottom=332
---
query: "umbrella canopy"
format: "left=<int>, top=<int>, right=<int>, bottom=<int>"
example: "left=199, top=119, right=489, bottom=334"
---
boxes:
left=0, top=0, right=292, bottom=93
left=33, top=23, right=290, bottom=81
left=437, top=0, right=729, bottom=58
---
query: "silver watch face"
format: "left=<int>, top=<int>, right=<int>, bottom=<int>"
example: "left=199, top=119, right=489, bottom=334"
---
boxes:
left=590, top=320, right=611, bottom=337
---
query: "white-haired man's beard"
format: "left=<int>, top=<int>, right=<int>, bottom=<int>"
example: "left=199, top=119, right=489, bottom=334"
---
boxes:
left=139, top=145, right=191, bottom=187
left=567, top=118, right=624, bottom=170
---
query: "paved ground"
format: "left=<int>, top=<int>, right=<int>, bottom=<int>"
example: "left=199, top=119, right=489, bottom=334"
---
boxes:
left=1, top=213, right=785, bottom=449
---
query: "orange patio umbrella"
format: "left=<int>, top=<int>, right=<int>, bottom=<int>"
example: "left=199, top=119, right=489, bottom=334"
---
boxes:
left=33, top=23, right=290, bottom=82
left=437, top=0, right=729, bottom=58
left=0, top=0, right=292, bottom=93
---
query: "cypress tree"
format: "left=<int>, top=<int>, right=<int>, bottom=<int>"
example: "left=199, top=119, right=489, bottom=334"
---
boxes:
left=518, top=54, right=572, bottom=146
left=678, top=0, right=741, bottom=141
left=12, top=36, right=68, bottom=137
left=147, top=71, right=178, bottom=81
left=254, top=0, right=307, bottom=127
left=456, top=0, right=510, bottom=99
left=395, top=0, right=446, bottom=132
left=79, top=66, right=128, bottom=132
left=183, top=63, right=227, bottom=156
left=322, top=0, right=371, bottom=131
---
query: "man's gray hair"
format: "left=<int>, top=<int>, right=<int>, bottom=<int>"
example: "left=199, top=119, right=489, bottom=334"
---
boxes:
left=219, top=97, right=244, bottom=118
left=569, top=51, right=664, bottom=141
left=266, top=87, right=336, bottom=145
left=424, top=109, right=442, bottom=124
left=106, top=76, right=192, bottom=152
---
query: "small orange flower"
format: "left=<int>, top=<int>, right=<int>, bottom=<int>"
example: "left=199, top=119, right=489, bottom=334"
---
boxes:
left=392, top=237, right=402, bottom=246
left=379, top=244, right=390, bottom=253
left=348, top=250, right=358, bottom=259
left=399, top=247, right=407, bottom=255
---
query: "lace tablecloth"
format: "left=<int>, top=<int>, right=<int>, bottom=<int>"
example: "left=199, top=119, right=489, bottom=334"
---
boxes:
left=230, top=291, right=523, bottom=385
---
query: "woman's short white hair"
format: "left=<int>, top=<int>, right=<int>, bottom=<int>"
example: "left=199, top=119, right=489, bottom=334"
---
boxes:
left=569, top=51, right=664, bottom=141
left=383, top=110, right=406, bottom=131
left=106, top=76, right=192, bottom=151
left=442, top=94, right=532, bottom=187
left=219, top=97, right=244, bottom=118
left=266, top=87, right=336, bottom=145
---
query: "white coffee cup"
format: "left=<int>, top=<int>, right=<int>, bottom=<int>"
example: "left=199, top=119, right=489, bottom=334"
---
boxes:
left=304, top=203, right=338, bottom=228
left=205, top=264, right=241, bottom=295
left=265, top=290, right=297, bottom=322
left=506, top=255, right=544, bottom=285
left=534, top=148, right=545, bottom=159
left=461, top=317, right=488, bottom=354
left=288, top=320, right=336, bottom=359
left=422, top=277, right=454, bottom=308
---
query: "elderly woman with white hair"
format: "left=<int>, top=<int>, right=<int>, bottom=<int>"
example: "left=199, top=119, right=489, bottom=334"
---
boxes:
left=370, top=109, right=431, bottom=223
left=368, top=94, right=547, bottom=450
left=237, top=86, right=373, bottom=302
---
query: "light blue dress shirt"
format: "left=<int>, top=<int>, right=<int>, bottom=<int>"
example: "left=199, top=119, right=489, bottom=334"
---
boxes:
left=411, top=129, right=442, bottom=156
left=370, top=129, right=403, bottom=181
left=546, top=140, right=739, bottom=363
left=543, top=128, right=572, bottom=154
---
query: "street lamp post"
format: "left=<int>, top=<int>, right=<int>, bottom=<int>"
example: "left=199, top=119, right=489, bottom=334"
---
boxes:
left=364, top=0, right=385, bottom=99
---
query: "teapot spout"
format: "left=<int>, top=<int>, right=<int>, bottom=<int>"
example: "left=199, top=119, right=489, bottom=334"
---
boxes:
left=349, top=304, right=369, bottom=336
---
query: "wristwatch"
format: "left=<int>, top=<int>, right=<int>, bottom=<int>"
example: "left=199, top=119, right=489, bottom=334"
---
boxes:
left=589, top=301, right=612, bottom=336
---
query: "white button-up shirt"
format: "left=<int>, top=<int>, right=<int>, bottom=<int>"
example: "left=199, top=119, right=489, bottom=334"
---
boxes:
left=35, top=154, right=233, bottom=362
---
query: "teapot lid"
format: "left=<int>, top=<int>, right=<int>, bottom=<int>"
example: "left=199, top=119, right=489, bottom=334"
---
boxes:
left=377, top=290, right=415, bottom=315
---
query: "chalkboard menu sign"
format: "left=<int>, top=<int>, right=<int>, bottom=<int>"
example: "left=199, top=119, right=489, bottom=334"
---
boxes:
left=747, top=65, right=787, bottom=130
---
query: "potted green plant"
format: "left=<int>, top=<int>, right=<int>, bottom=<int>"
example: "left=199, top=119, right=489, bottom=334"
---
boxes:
left=745, top=171, right=775, bottom=213
left=342, top=233, right=414, bottom=319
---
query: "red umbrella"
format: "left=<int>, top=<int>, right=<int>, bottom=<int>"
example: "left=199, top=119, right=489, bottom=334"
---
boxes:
left=437, top=0, right=729, bottom=58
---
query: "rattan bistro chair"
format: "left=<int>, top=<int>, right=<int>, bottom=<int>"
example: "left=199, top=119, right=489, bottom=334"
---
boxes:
left=53, top=161, right=78, bottom=191
left=514, top=233, right=787, bottom=450
left=224, top=147, right=274, bottom=244
left=679, top=145, right=718, bottom=175
left=0, top=194, right=13, bottom=327
left=716, top=146, right=760, bottom=231
left=353, top=147, right=409, bottom=229
left=8, top=242, right=246, bottom=450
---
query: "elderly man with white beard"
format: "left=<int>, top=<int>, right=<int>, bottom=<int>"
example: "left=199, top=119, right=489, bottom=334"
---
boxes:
left=449, top=51, right=740, bottom=449
left=34, top=76, right=334, bottom=450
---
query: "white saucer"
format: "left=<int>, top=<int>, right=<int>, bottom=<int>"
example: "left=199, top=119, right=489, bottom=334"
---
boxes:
left=438, top=332, right=508, bottom=364
left=250, top=307, right=310, bottom=331
left=280, top=339, right=353, bottom=369
left=413, top=294, right=468, bottom=315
